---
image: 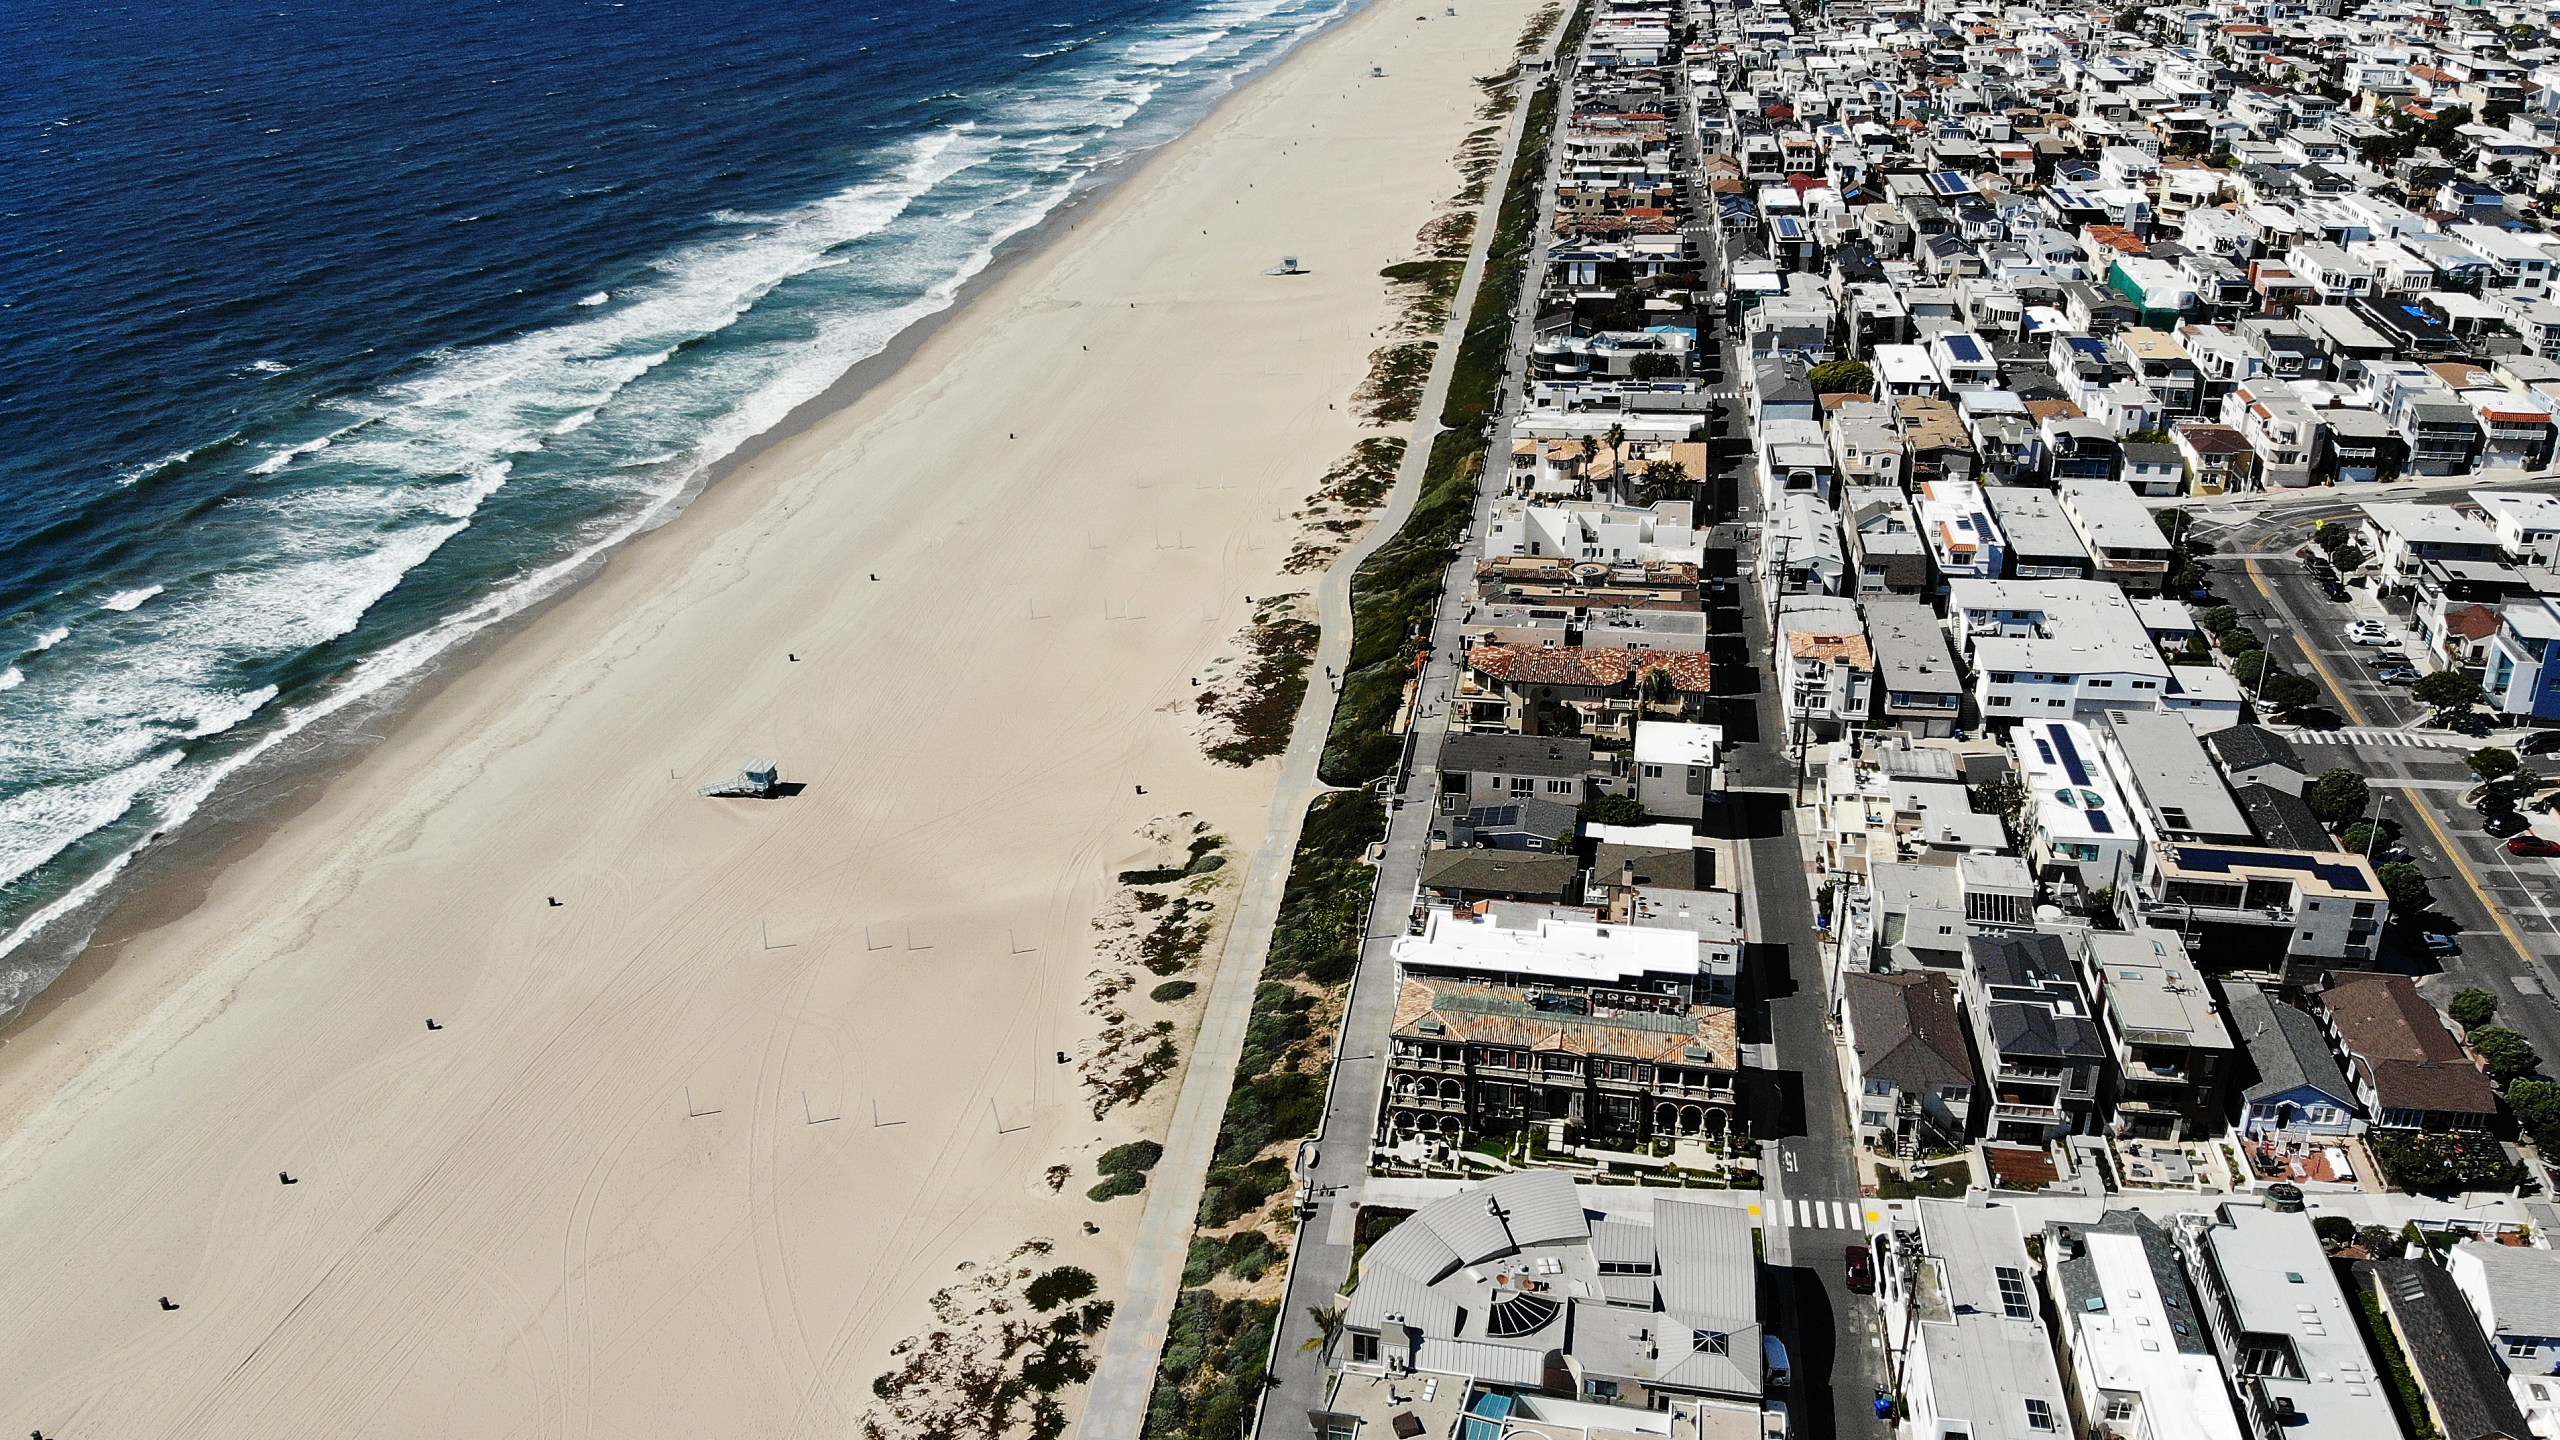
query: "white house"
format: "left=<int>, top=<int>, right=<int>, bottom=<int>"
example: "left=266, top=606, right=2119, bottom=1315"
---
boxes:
left=1946, top=578, right=2174, bottom=725
left=1633, top=720, right=1723, bottom=820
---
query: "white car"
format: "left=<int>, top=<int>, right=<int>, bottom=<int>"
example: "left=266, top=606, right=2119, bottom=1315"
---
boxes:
left=2348, top=620, right=2391, bottom=645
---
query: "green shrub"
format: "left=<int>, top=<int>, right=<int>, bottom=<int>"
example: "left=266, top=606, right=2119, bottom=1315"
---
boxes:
left=1087, top=1171, right=1146, bottom=1202
left=1100, top=1140, right=1165, bottom=1177
left=1025, top=1266, right=1099, bottom=1312
left=1150, top=980, right=1198, bottom=1003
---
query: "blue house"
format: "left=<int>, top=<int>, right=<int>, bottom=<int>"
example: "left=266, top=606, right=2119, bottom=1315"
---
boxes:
left=2225, top=981, right=2362, bottom=1137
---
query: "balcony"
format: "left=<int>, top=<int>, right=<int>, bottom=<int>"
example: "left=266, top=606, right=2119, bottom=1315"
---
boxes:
left=1993, top=1100, right=2066, bottom=1124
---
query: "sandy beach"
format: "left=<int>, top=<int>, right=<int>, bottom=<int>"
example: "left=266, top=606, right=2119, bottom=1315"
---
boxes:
left=0, top=2, right=1529, bottom=1434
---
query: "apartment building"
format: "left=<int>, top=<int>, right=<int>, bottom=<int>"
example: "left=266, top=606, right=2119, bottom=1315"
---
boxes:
left=1962, top=930, right=2110, bottom=1142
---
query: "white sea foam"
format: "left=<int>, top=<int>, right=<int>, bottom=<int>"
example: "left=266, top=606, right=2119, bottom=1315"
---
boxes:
left=27, top=628, right=68, bottom=655
left=100, top=586, right=163, bottom=613
left=246, top=432, right=338, bottom=476
left=0, top=670, right=21, bottom=692
left=245, top=358, right=290, bottom=374
left=0, top=0, right=1356, bottom=980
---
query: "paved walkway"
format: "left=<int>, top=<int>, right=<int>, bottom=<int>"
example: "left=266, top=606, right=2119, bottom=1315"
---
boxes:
left=1252, top=29, right=1575, bottom=1437
left=1073, top=23, right=1565, bottom=1440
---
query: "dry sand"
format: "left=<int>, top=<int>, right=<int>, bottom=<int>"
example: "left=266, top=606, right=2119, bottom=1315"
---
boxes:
left=0, top=2, right=1532, bottom=1434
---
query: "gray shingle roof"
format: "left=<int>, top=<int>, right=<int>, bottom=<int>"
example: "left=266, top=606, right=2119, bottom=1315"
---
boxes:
left=1846, top=971, right=1974, bottom=1093
left=2368, top=1259, right=2536, bottom=1440
left=2224, top=981, right=2357, bottom=1108
left=1439, top=732, right=1595, bottom=779
left=2204, top=723, right=2306, bottom=776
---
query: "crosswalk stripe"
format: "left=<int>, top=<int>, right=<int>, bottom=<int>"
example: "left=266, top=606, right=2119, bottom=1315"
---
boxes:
left=1834, top=1201, right=1851, bottom=1229
left=1794, top=1199, right=1811, bottom=1228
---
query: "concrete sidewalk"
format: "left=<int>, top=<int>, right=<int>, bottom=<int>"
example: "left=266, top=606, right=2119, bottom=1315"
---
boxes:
left=1072, top=19, right=1566, bottom=1440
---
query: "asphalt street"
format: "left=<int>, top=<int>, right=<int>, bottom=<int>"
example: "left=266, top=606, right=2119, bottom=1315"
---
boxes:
left=2201, top=489, right=2560, bottom=1073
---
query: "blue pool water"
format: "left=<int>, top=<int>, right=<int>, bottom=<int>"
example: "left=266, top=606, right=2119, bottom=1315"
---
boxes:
left=0, top=0, right=1351, bottom=1004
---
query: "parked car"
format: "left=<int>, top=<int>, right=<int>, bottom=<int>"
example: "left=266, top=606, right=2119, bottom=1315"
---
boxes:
left=2423, top=931, right=2462, bottom=957
left=2349, top=620, right=2392, bottom=645
left=2508, top=835, right=2560, bottom=857
left=2365, top=649, right=2410, bottom=669
left=1846, top=1244, right=1875, bottom=1294
left=2486, top=809, right=2532, bottom=838
left=1763, top=1335, right=1791, bottom=1389
left=2519, top=731, right=2560, bottom=757
left=2377, top=667, right=2420, bottom=686
left=2321, top=581, right=2351, bottom=602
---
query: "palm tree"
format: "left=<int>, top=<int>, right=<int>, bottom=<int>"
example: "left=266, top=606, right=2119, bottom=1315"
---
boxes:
left=1640, top=458, right=1688, bottom=507
left=1302, top=1303, right=1347, bottom=1355
left=1603, top=422, right=1628, bottom=496
left=1576, top=435, right=1599, bottom=498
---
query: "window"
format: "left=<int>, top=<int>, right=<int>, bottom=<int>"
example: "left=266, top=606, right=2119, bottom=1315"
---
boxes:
left=1510, top=777, right=1534, bottom=795
left=2104, top=1397, right=2137, bottom=1422
left=1996, top=1266, right=2033, bottom=1319
left=2024, top=1399, right=2055, bottom=1432
left=1866, top=1079, right=1896, bottom=1095
left=1694, top=1330, right=1730, bottom=1355
left=1352, top=1332, right=1379, bottom=1363
left=2511, top=1339, right=2541, bottom=1359
left=1587, top=1379, right=1620, bottom=1399
left=1548, top=779, right=1573, bottom=794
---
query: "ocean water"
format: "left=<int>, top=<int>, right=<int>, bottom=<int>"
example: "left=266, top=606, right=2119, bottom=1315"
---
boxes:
left=0, top=0, right=1351, bottom=1011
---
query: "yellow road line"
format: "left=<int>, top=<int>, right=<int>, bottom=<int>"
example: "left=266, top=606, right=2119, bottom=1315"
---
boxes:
left=2243, top=538, right=2537, bottom=961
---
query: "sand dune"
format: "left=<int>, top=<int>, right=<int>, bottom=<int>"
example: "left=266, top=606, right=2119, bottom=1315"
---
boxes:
left=0, top=2, right=1530, bottom=1435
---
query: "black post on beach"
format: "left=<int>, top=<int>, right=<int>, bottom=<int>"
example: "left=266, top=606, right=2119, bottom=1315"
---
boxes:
left=278, top=1171, right=296, bottom=1185
left=158, top=1297, right=178, bottom=1311
left=425, top=1018, right=442, bottom=1030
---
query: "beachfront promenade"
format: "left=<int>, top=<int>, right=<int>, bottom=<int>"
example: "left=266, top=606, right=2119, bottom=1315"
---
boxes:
left=1075, top=19, right=1570, bottom=1440
left=1250, top=38, right=1579, bottom=1437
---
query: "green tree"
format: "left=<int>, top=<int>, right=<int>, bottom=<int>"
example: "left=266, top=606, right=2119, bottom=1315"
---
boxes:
left=2342, top=821, right=2380, bottom=855
left=1300, top=1302, right=1346, bottom=1355
left=2472, top=1025, right=2541, bottom=1082
left=2415, top=670, right=2485, bottom=714
left=2469, top=746, right=2522, bottom=784
left=2219, top=626, right=2263, bottom=655
left=2232, top=650, right=2273, bottom=687
left=1582, top=793, right=1648, bottom=827
left=1637, top=458, right=1689, bottom=506
left=1603, top=421, right=1628, bottom=491
left=2509, top=1077, right=2560, bottom=1133
left=2451, top=987, right=2500, bottom=1030
left=2261, top=670, right=2321, bottom=712
left=2307, top=768, right=2371, bottom=828
left=2198, top=604, right=2242, bottom=636
left=1975, top=772, right=2030, bottom=838
left=1806, top=359, right=1875, bottom=397
left=2313, top=1215, right=2358, bottom=1250
left=2355, top=1224, right=2401, bottom=1257
left=1629, top=351, right=1681, bottom=380
left=2377, top=861, right=2434, bottom=913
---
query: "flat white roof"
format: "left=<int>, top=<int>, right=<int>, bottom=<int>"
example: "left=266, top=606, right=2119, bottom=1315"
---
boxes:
left=2473, top=490, right=2560, bottom=534
left=2070, top=1228, right=2249, bottom=1440
left=1635, top=720, right=1724, bottom=767
left=1394, top=907, right=1704, bottom=985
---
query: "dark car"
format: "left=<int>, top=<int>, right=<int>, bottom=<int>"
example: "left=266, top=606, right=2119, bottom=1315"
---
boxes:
left=2487, top=809, right=2532, bottom=838
left=2509, top=835, right=2560, bottom=857
left=1846, top=1244, right=1874, bottom=1295
left=2321, top=581, right=2351, bottom=602
left=2519, top=731, right=2560, bottom=757
left=2365, top=650, right=2410, bottom=670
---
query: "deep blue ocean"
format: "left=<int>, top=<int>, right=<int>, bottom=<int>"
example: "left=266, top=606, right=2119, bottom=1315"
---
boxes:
left=0, top=0, right=1349, bottom=1007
